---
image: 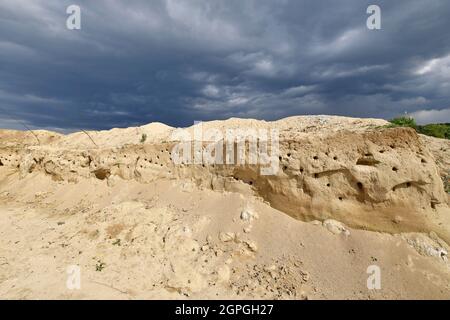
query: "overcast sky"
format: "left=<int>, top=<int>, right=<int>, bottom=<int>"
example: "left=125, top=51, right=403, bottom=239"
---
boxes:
left=1, top=0, right=449, bottom=131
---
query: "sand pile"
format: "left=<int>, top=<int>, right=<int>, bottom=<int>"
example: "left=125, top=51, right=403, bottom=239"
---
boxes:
left=50, top=122, right=174, bottom=149
left=0, top=115, right=449, bottom=299
left=0, top=129, right=61, bottom=148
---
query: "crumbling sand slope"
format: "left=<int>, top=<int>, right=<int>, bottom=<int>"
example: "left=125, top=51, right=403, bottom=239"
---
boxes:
left=0, top=115, right=449, bottom=299
left=0, top=171, right=449, bottom=299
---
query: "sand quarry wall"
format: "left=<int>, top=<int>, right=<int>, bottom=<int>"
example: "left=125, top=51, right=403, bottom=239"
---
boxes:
left=1, top=126, right=449, bottom=242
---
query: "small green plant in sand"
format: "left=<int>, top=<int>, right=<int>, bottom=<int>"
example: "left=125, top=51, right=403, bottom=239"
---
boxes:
left=444, top=175, right=450, bottom=194
left=95, top=260, right=106, bottom=272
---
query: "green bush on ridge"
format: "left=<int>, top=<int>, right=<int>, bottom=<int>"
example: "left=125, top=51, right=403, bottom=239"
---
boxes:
left=418, top=124, right=450, bottom=139
left=387, top=116, right=450, bottom=140
left=390, top=116, right=417, bottom=129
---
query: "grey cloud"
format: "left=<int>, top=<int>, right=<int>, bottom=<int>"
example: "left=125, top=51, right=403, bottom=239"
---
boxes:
left=410, top=108, right=450, bottom=125
left=0, top=0, right=449, bottom=132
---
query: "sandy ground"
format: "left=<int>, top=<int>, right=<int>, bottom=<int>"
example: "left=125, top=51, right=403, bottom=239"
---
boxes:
left=1, top=168, right=449, bottom=299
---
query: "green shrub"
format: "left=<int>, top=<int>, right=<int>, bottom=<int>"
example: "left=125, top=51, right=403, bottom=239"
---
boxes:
left=140, top=133, right=147, bottom=143
left=387, top=117, right=449, bottom=140
left=417, top=124, right=450, bottom=139
left=389, top=116, right=417, bottom=129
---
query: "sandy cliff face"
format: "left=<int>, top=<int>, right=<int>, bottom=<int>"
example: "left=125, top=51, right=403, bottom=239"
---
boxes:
left=1, top=116, right=448, bottom=240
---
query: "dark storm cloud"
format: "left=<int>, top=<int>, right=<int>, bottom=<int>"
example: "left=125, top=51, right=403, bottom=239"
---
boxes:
left=0, top=0, right=449, bottom=131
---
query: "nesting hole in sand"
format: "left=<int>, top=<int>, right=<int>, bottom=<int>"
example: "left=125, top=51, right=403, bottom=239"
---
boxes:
left=338, top=196, right=343, bottom=201
left=314, top=173, right=319, bottom=178
left=392, top=167, right=398, bottom=172
left=300, top=168, right=304, bottom=173
left=93, top=168, right=111, bottom=180
left=333, top=156, right=338, bottom=160
left=326, top=183, right=331, bottom=187
left=357, top=182, right=363, bottom=190
left=421, top=159, right=427, bottom=164
left=356, top=157, right=380, bottom=166
left=0, top=160, right=3, bottom=166
left=313, top=155, right=319, bottom=160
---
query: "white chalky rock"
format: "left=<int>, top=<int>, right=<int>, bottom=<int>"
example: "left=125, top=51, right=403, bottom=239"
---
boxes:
left=219, top=232, right=235, bottom=242
left=404, top=233, right=449, bottom=261
left=217, top=265, right=231, bottom=283
left=245, top=240, right=258, bottom=252
left=323, top=219, right=350, bottom=236
left=240, top=209, right=258, bottom=221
